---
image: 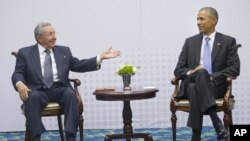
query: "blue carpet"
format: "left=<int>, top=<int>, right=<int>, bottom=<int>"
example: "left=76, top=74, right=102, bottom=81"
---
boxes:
left=0, top=126, right=220, bottom=141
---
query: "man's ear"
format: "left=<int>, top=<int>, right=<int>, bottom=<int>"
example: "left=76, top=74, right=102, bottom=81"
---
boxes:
left=213, top=18, right=218, bottom=25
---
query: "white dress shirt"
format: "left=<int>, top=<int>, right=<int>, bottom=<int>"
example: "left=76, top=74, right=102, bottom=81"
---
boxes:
left=38, top=44, right=60, bottom=82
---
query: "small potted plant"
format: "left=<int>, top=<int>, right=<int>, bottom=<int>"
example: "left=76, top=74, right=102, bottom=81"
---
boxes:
left=116, top=64, right=139, bottom=90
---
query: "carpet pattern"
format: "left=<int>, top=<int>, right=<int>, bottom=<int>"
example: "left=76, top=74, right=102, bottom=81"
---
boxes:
left=0, top=126, right=221, bottom=141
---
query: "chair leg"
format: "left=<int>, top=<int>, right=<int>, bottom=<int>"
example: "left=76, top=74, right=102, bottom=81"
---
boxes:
left=58, top=115, right=65, bottom=141
left=79, top=114, right=84, bottom=141
left=224, top=110, right=233, bottom=141
left=25, top=120, right=31, bottom=141
left=229, top=110, right=233, bottom=125
left=223, top=111, right=230, bottom=131
left=223, top=113, right=230, bottom=141
left=224, top=110, right=233, bottom=130
left=171, top=111, right=177, bottom=141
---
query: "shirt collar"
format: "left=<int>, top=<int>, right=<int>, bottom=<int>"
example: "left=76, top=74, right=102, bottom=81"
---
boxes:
left=38, top=43, right=52, bottom=55
left=203, top=31, right=216, bottom=41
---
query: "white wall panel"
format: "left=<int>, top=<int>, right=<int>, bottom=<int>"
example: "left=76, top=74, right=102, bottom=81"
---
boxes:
left=0, top=0, right=249, bottom=132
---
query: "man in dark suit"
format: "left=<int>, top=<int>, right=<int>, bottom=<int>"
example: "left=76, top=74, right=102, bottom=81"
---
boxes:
left=174, top=7, right=240, bottom=141
left=12, top=22, right=120, bottom=141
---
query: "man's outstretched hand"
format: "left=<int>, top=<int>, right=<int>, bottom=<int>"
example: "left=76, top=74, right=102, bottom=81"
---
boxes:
left=100, top=46, right=121, bottom=61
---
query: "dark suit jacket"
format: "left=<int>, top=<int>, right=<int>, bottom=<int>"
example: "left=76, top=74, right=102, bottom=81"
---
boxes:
left=12, top=44, right=99, bottom=90
left=174, top=32, right=240, bottom=98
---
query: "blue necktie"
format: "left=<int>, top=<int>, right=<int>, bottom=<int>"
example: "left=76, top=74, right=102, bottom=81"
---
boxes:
left=43, top=49, right=53, bottom=88
left=203, top=37, right=212, bottom=74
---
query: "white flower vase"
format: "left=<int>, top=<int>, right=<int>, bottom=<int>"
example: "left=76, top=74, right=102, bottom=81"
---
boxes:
left=122, top=74, right=132, bottom=90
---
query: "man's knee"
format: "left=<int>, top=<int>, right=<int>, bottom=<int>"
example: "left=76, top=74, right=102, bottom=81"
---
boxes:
left=27, top=90, right=41, bottom=101
left=197, top=69, right=209, bottom=75
left=62, top=88, right=76, bottom=100
left=196, top=69, right=210, bottom=80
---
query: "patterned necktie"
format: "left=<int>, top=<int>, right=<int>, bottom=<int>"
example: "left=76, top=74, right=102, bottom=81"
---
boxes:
left=43, top=49, right=53, bottom=88
left=203, top=37, right=212, bottom=74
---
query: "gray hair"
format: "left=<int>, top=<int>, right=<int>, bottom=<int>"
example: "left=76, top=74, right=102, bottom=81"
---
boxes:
left=34, top=22, right=51, bottom=42
left=199, top=7, right=219, bottom=21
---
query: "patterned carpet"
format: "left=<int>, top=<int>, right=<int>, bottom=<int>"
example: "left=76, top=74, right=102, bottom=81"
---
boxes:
left=0, top=126, right=220, bottom=141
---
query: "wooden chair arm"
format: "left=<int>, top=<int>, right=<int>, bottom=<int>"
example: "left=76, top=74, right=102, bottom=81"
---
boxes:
left=170, top=77, right=180, bottom=99
left=69, top=78, right=81, bottom=87
left=69, top=78, right=83, bottom=113
left=171, top=77, right=180, bottom=85
left=226, top=76, right=236, bottom=83
left=224, top=76, right=236, bottom=100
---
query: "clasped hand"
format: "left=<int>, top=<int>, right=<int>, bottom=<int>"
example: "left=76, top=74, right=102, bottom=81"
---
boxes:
left=191, top=64, right=213, bottom=80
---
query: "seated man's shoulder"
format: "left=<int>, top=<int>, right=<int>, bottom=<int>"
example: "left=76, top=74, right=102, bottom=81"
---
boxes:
left=54, top=45, right=70, bottom=50
left=186, top=33, right=203, bottom=41
left=18, top=45, right=36, bottom=54
left=217, top=32, right=235, bottom=40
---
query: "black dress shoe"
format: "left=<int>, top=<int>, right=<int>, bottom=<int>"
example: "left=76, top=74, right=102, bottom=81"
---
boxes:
left=191, top=129, right=201, bottom=141
left=213, top=122, right=229, bottom=140
left=217, top=129, right=229, bottom=140
left=32, top=134, right=41, bottom=141
left=66, top=137, right=76, bottom=141
left=65, top=132, right=76, bottom=141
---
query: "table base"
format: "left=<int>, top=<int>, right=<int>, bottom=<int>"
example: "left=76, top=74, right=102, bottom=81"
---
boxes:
left=104, top=133, right=153, bottom=141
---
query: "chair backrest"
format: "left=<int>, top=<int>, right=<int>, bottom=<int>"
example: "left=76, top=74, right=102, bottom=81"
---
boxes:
left=11, top=52, right=17, bottom=57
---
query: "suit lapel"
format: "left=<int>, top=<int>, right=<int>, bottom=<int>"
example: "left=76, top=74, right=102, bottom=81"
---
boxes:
left=30, top=45, right=43, bottom=81
left=212, top=33, right=222, bottom=62
left=53, top=46, right=64, bottom=78
left=195, top=34, right=203, bottom=64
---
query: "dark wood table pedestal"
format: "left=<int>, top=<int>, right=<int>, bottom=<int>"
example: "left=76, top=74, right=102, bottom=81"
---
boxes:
left=93, top=89, right=158, bottom=141
left=105, top=133, right=153, bottom=141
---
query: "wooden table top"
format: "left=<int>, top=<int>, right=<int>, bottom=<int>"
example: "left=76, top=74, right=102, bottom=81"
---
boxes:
left=93, top=88, right=159, bottom=101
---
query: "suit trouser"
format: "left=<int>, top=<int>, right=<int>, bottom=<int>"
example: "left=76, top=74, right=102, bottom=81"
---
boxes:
left=24, top=84, right=79, bottom=138
left=182, top=69, right=218, bottom=131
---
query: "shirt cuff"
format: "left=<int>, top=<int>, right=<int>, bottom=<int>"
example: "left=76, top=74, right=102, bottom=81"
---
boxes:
left=97, top=55, right=102, bottom=69
left=16, top=81, right=22, bottom=87
left=186, top=70, right=192, bottom=75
